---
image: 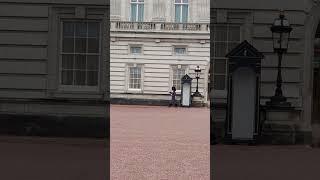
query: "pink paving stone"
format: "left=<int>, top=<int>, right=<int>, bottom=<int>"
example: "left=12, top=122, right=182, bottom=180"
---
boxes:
left=111, top=105, right=210, bottom=180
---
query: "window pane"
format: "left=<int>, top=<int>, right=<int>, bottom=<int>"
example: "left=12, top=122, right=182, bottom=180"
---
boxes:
left=177, top=84, right=181, bottom=90
left=138, top=4, right=144, bottom=22
left=214, top=59, right=226, bottom=74
left=88, top=38, right=100, bottom=53
left=60, top=21, right=101, bottom=88
left=214, top=75, right=226, bottom=90
left=75, top=38, right=87, bottom=53
left=136, top=80, right=141, bottom=89
left=175, top=5, right=181, bottom=22
left=63, top=38, right=74, bottom=53
left=129, top=78, right=134, bottom=88
left=131, top=47, right=142, bottom=54
left=172, top=68, right=185, bottom=90
left=88, top=22, right=100, bottom=38
left=175, top=47, right=186, bottom=55
left=87, top=56, right=99, bottom=70
left=129, top=67, right=141, bottom=89
left=87, top=71, right=98, bottom=86
left=182, top=5, right=188, bottom=23
left=62, top=55, right=74, bottom=69
left=229, top=26, right=240, bottom=41
left=63, top=22, right=74, bottom=37
left=61, top=70, right=73, bottom=85
left=215, top=26, right=228, bottom=41
left=131, top=4, right=137, bottom=22
left=215, top=42, right=227, bottom=57
left=228, top=42, right=239, bottom=53
left=75, top=55, right=86, bottom=70
left=75, top=22, right=87, bottom=38
left=74, top=70, right=86, bottom=85
left=183, top=0, right=188, bottom=3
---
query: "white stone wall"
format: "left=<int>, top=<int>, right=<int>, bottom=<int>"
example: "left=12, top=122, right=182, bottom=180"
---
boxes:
left=110, top=0, right=210, bottom=22
left=110, top=32, right=210, bottom=101
left=110, top=0, right=210, bottom=103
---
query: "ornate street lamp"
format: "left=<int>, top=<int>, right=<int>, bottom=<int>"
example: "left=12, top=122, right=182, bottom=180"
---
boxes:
left=193, top=65, right=202, bottom=96
left=266, top=10, right=293, bottom=107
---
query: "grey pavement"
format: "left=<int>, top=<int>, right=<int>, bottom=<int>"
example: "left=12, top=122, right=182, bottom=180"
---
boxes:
left=0, top=136, right=109, bottom=180
left=212, top=145, right=320, bottom=180
left=111, top=105, right=210, bottom=180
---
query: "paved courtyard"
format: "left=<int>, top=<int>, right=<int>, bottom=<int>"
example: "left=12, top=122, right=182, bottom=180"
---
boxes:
left=111, top=105, right=210, bottom=180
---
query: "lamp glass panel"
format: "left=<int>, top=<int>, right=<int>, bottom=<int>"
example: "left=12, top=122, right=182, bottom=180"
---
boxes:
left=282, top=32, right=290, bottom=50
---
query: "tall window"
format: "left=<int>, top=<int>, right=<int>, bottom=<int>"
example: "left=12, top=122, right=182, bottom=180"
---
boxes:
left=128, top=65, right=142, bottom=89
left=131, top=0, right=144, bottom=22
left=172, top=65, right=186, bottom=91
left=61, top=21, right=100, bottom=88
left=213, top=25, right=240, bottom=90
left=175, top=0, right=188, bottom=23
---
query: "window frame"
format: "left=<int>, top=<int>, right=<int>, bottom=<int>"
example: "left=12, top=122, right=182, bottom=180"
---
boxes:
left=129, top=44, right=143, bottom=55
left=212, top=24, right=242, bottom=97
left=58, top=20, right=102, bottom=92
left=173, top=45, right=188, bottom=56
left=174, top=0, right=189, bottom=23
left=170, top=65, right=188, bottom=93
left=130, top=0, right=144, bottom=22
left=126, top=64, right=144, bottom=93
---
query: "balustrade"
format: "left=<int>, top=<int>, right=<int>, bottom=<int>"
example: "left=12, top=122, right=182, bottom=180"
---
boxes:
left=111, top=21, right=209, bottom=32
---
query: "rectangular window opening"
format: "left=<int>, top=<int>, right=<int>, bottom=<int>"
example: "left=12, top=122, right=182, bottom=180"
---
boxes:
left=60, top=21, right=101, bottom=89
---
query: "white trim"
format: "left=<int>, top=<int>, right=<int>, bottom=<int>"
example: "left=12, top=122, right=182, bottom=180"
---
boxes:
left=126, top=63, right=144, bottom=93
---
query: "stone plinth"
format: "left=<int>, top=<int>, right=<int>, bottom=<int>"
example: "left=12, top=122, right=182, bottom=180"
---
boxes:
left=260, top=106, right=300, bottom=144
left=191, top=95, right=205, bottom=107
left=211, top=103, right=227, bottom=144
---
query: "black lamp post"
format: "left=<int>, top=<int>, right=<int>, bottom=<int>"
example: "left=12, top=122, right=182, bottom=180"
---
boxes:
left=266, top=10, right=293, bottom=107
left=193, top=65, right=202, bottom=96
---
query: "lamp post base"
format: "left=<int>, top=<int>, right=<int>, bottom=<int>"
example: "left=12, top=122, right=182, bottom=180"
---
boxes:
left=266, top=95, right=291, bottom=107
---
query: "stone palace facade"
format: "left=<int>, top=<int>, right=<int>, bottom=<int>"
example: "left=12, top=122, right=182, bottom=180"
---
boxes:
left=0, top=0, right=109, bottom=137
left=211, top=0, right=320, bottom=145
left=110, top=0, right=210, bottom=105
